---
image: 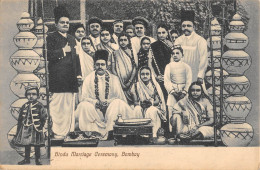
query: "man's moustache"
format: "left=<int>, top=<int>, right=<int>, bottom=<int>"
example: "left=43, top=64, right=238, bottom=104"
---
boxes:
left=184, top=29, right=190, bottom=33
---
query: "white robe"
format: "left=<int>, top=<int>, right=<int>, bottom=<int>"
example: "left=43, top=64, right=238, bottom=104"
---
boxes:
left=164, top=61, right=192, bottom=106
left=131, top=36, right=155, bottom=66
left=174, top=31, right=208, bottom=82
left=75, top=71, right=133, bottom=137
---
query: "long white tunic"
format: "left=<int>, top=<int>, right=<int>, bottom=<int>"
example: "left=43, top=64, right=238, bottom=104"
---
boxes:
left=75, top=71, right=133, bottom=137
left=174, top=31, right=208, bottom=82
left=164, top=61, right=192, bottom=106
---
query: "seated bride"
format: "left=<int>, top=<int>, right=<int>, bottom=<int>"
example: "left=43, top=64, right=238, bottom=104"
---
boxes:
left=131, top=66, right=167, bottom=137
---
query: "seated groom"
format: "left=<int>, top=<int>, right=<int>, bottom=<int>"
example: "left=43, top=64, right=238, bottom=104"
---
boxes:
left=75, top=50, right=133, bottom=139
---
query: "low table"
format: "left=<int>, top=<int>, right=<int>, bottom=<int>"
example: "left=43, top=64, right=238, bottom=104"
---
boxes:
left=113, top=124, right=153, bottom=145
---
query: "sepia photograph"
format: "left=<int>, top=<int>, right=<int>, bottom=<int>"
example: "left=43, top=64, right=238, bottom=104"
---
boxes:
left=0, top=0, right=259, bottom=169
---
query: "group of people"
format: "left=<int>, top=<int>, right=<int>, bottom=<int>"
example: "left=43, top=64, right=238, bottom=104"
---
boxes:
left=13, top=6, right=216, bottom=164
left=46, top=6, right=214, bottom=141
left=13, top=5, right=215, bottom=164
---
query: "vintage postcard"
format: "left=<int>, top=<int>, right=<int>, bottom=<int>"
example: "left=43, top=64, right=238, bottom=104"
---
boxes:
left=0, top=0, right=259, bottom=169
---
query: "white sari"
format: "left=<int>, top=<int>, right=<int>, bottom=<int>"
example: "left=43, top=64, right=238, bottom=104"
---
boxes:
left=131, top=68, right=166, bottom=137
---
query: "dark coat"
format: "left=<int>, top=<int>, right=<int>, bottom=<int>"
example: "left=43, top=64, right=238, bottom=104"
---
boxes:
left=14, top=101, right=47, bottom=146
left=47, top=31, right=81, bottom=93
left=151, top=40, right=172, bottom=75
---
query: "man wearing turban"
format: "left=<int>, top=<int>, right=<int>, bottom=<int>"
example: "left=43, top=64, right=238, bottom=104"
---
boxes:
left=174, top=10, right=208, bottom=86
left=75, top=50, right=133, bottom=140
left=47, top=6, right=82, bottom=139
left=88, top=17, right=103, bottom=48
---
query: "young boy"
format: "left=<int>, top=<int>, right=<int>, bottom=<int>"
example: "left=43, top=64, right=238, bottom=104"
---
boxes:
left=13, top=86, right=47, bottom=165
left=164, top=46, right=192, bottom=133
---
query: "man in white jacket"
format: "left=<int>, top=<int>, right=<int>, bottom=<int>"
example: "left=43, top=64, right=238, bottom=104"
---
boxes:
left=174, top=10, right=208, bottom=85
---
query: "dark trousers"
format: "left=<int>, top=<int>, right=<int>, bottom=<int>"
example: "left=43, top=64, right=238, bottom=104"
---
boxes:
left=25, top=146, right=41, bottom=161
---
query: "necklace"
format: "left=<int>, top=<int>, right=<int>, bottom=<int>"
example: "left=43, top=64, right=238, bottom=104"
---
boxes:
left=94, top=71, right=110, bottom=100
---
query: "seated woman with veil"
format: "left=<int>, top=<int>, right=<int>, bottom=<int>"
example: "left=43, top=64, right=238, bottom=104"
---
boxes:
left=170, top=82, right=214, bottom=143
left=131, top=66, right=167, bottom=137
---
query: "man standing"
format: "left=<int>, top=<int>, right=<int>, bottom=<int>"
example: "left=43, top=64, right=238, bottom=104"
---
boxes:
left=174, top=10, right=208, bottom=85
left=75, top=50, right=133, bottom=139
left=88, top=17, right=103, bottom=49
left=131, top=16, right=155, bottom=65
left=125, top=25, right=135, bottom=38
left=47, top=6, right=82, bottom=139
left=111, top=20, right=124, bottom=45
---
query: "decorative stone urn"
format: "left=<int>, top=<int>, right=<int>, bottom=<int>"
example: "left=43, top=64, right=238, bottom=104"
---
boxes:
left=10, top=73, right=40, bottom=98
left=10, top=98, right=28, bottom=120
left=207, top=86, right=229, bottom=106
left=224, top=75, right=250, bottom=96
left=10, top=49, right=40, bottom=73
left=224, top=95, right=252, bottom=122
left=35, top=68, right=46, bottom=87
left=13, top=31, right=37, bottom=49
left=207, top=36, right=221, bottom=50
left=222, top=50, right=251, bottom=75
left=208, top=50, right=221, bottom=68
left=210, top=18, right=221, bottom=36
left=16, top=12, right=34, bottom=31
left=205, top=69, right=228, bottom=85
left=229, top=14, right=245, bottom=32
left=220, top=123, right=253, bottom=146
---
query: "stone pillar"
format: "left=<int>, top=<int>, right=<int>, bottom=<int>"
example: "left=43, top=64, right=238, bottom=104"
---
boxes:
left=220, top=14, right=253, bottom=146
left=8, top=12, right=46, bottom=157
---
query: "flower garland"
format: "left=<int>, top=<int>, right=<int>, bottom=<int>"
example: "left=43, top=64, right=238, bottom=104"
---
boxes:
left=94, top=71, right=110, bottom=100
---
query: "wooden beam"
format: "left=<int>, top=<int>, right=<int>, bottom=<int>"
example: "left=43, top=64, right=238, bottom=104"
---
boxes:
left=80, top=0, right=86, bottom=27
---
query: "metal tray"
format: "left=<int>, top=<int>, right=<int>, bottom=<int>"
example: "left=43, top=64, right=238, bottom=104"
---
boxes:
left=115, top=118, right=152, bottom=126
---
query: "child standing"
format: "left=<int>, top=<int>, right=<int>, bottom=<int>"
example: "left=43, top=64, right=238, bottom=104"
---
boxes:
left=13, top=87, right=47, bottom=165
left=164, top=46, right=192, bottom=132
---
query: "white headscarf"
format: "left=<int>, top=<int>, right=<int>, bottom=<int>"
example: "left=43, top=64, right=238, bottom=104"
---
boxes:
left=136, top=67, right=166, bottom=112
left=78, top=37, right=95, bottom=80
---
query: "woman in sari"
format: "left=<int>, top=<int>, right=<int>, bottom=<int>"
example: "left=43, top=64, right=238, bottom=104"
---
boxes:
left=131, top=66, right=167, bottom=137
left=170, top=82, right=214, bottom=142
left=151, top=24, right=173, bottom=86
left=112, top=32, right=137, bottom=104
left=77, top=36, right=95, bottom=102
left=96, top=27, right=119, bottom=72
left=137, top=37, right=156, bottom=76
